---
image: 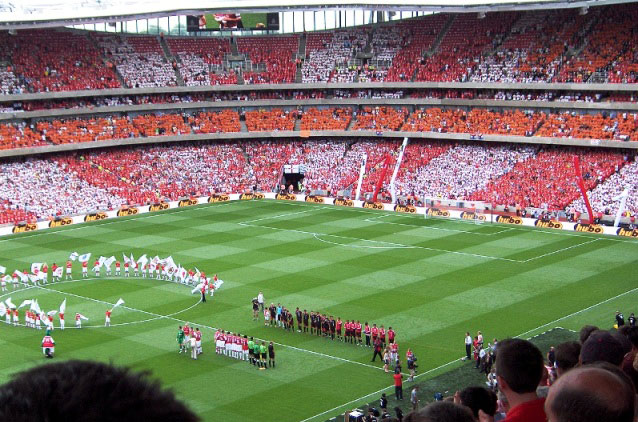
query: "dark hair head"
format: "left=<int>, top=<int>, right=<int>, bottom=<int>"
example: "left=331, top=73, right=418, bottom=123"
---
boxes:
left=458, top=386, right=497, bottom=417
left=580, top=325, right=599, bottom=344
left=404, top=401, right=474, bottom=422
left=547, top=365, right=635, bottom=422
left=580, top=330, right=624, bottom=366
left=495, top=338, right=543, bottom=394
left=555, top=341, right=581, bottom=372
left=626, top=327, right=638, bottom=349
left=0, top=360, right=199, bottom=421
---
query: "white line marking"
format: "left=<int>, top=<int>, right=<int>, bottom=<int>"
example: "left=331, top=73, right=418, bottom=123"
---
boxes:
left=240, top=220, right=521, bottom=262
left=297, top=285, right=638, bottom=422
left=515, top=286, right=638, bottom=339
left=312, top=233, right=415, bottom=249
left=520, top=238, right=600, bottom=263
left=362, top=215, right=514, bottom=236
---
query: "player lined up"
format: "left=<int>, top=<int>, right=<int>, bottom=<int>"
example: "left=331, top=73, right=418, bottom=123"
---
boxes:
left=176, top=324, right=203, bottom=360
left=214, top=329, right=275, bottom=369
left=261, top=303, right=396, bottom=347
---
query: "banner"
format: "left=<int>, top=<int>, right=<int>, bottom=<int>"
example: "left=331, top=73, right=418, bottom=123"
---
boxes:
left=12, top=222, right=37, bottom=233
left=305, top=195, right=325, bottom=204
left=69, top=252, right=79, bottom=261
left=178, top=199, right=199, bottom=207
left=149, top=202, right=169, bottom=212
left=616, top=227, right=638, bottom=238
left=394, top=204, right=416, bottom=213
left=363, top=201, right=384, bottom=210
left=59, top=299, right=66, bottom=314
left=0, top=265, right=5, bottom=274
left=426, top=208, right=450, bottom=218
left=208, top=194, right=230, bottom=203
left=460, top=211, right=487, bottom=221
left=117, top=207, right=139, bottom=217
left=534, top=219, right=564, bottom=230
left=49, top=217, right=72, bottom=228
left=573, top=223, right=604, bottom=234
left=275, top=193, right=297, bottom=201
left=240, top=192, right=265, bottom=200
left=334, top=198, right=354, bottom=207
left=84, top=212, right=107, bottom=222
left=496, top=215, right=523, bottom=225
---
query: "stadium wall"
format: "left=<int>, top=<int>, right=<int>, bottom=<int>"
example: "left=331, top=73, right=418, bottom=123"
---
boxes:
left=3, top=194, right=636, bottom=239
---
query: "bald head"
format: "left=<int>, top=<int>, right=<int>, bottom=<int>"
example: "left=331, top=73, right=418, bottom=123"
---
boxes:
left=545, top=366, right=635, bottom=422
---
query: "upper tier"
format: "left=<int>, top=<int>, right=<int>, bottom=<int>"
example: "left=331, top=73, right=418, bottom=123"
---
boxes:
left=2, top=4, right=638, bottom=95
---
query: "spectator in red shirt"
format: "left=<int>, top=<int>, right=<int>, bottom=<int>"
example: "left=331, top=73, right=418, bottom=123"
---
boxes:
left=496, top=338, right=546, bottom=422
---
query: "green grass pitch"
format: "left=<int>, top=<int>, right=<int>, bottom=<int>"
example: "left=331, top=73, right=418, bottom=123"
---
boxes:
left=0, top=199, right=637, bottom=422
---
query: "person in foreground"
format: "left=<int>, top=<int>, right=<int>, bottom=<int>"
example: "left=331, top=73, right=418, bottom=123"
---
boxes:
left=545, top=364, right=636, bottom=422
left=0, top=360, right=199, bottom=422
left=494, top=338, right=546, bottom=422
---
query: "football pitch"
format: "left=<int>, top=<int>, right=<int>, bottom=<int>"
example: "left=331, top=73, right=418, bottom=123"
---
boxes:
left=0, top=199, right=637, bottom=422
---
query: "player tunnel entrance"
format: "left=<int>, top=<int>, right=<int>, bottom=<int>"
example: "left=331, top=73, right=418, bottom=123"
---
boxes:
left=279, top=164, right=306, bottom=193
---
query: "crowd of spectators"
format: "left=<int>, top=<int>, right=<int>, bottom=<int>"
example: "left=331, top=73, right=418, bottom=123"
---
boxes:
left=244, top=109, right=297, bottom=132
left=0, top=121, right=45, bottom=150
left=7, top=30, right=121, bottom=92
left=402, top=108, right=545, bottom=137
left=1, top=5, right=638, bottom=93
left=353, top=106, right=408, bottom=131
left=395, top=143, right=536, bottom=200
left=96, top=34, right=177, bottom=88
left=302, top=29, right=368, bottom=83
left=189, top=110, right=241, bottom=133
left=470, top=147, right=625, bottom=209
left=300, top=107, right=352, bottom=131
left=237, top=36, right=299, bottom=84
left=0, top=158, right=127, bottom=220
left=569, top=155, right=638, bottom=217
left=535, top=111, right=638, bottom=141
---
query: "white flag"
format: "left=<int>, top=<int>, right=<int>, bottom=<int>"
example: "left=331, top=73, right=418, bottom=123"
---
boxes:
left=123, top=254, right=130, bottom=264
left=28, top=274, right=40, bottom=284
left=191, top=283, right=204, bottom=294
left=5, top=298, right=15, bottom=309
left=59, top=299, right=66, bottom=315
left=47, top=310, right=57, bottom=317
left=104, top=256, right=116, bottom=269
left=31, top=299, right=41, bottom=314
left=69, top=252, right=79, bottom=261
left=137, top=254, right=148, bottom=267
left=98, top=256, right=107, bottom=267
left=53, top=267, right=63, bottom=277
left=18, top=299, right=32, bottom=309
left=78, top=253, right=91, bottom=263
left=77, top=313, right=89, bottom=321
left=130, top=253, right=135, bottom=265
left=213, top=279, right=224, bottom=289
left=111, top=298, right=125, bottom=311
left=31, top=263, right=43, bottom=274
left=0, top=265, right=6, bottom=274
left=2, top=275, right=11, bottom=283
left=0, top=302, right=5, bottom=316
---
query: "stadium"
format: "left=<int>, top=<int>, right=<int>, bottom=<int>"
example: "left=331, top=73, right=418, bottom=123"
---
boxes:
left=0, top=0, right=637, bottom=420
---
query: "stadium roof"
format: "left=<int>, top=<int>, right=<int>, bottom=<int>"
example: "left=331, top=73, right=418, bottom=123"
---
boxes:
left=0, top=0, right=634, bottom=29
